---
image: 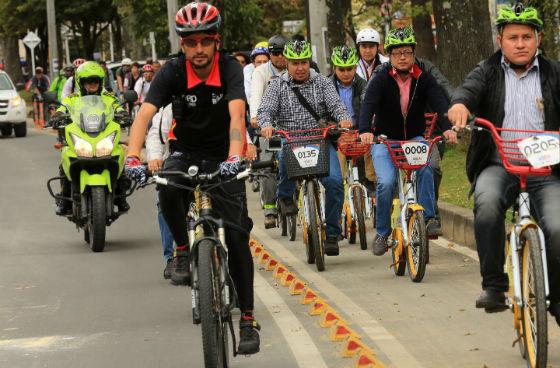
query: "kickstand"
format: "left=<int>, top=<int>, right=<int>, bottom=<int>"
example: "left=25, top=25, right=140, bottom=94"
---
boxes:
left=228, top=315, right=238, bottom=357
left=512, top=333, right=523, bottom=348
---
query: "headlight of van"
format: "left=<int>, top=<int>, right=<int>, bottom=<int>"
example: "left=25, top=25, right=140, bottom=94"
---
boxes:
left=11, top=95, right=23, bottom=107
left=96, top=132, right=117, bottom=157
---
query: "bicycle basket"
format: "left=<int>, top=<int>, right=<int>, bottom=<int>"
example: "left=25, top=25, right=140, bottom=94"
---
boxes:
left=338, top=131, right=370, bottom=157
left=423, top=113, right=437, bottom=139
left=283, top=132, right=330, bottom=180
left=383, top=137, right=441, bottom=171
left=475, top=118, right=560, bottom=176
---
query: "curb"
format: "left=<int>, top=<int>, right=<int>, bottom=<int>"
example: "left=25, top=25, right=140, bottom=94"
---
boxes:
left=439, top=201, right=476, bottom=250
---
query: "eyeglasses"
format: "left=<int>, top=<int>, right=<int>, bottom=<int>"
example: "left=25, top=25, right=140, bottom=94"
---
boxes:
left=182, top=35, right=218, bottom=48
left=390, top=50, right=414, bottom=58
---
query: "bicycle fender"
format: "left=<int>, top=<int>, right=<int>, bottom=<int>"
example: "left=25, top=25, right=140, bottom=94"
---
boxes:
left=408, top=204, right=424, bottom=213
left=80, top=169, right=112, bottom=193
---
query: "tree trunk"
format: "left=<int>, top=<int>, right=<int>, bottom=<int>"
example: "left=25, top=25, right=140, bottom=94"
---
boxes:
left=326, top=0, right=352, bottom=47
left=412, top=0, right=436, bottom=63
left=433, top=0, right=494, bottom=87
left=1, top=36, right=23, bottom=84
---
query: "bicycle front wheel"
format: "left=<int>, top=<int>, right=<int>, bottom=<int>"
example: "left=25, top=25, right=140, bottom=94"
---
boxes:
left=198, top=239, right=229, bottom=368
left=287, top=214, right=297, bottom=241
left=520, top=228, right=548, bottom=368
left=307, top=181, right=324, bottom=272
left=406, top=210, right=428, bottom=283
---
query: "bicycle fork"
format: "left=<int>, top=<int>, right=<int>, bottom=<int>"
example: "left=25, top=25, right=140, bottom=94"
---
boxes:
left=508, top=192, right=550, bottom=308
left=396, top=174, right=419, bottom=247
left=346, top=162, right=372, bottom=219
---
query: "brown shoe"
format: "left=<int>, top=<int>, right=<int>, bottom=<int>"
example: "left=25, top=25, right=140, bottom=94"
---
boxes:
left=264, top=214, right=277, bottom=229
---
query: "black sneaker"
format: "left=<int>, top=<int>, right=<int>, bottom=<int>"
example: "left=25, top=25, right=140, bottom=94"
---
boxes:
left=171, top=249, right=191, bottom=286
left=475, top=289, right=508, bottom=313
left=549, top=301, right=560, bottom=327
left=238, top=316, right=261, bottom=355
left=163, top=259, right=173, bottom=280
left=372, top=234, right=388, bottom=256
left=426, top=218, right=443, bottom=237
left=55, top=198, right=72, bottom=216
left=324, top=236, right=339, bottom=256
left=264, top=214, right=277, bottom=229
left=115, top=198, right=130, bottom=213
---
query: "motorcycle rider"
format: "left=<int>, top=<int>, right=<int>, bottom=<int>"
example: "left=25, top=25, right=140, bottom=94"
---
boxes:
left=52, top=61, right=131, bottom=216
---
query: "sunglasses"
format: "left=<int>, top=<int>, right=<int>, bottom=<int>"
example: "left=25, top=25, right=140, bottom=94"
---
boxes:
left=337, top=67, right=354, bottom=72
left=182, top=35, right=218, bottom=48
left=82, top=77, right=100, bottom=84
left=270, top=51, right=284, bottom=56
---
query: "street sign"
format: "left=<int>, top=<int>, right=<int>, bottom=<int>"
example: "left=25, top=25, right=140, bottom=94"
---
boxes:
left=23, top=31, right=41, bottom=50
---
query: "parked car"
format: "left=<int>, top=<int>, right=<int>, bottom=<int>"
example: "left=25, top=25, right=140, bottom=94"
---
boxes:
left=0, top=71, right=27, bottom=137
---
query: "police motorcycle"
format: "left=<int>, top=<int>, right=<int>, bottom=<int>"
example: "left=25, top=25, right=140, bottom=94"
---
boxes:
left=45, top=90, right=139, bottom=252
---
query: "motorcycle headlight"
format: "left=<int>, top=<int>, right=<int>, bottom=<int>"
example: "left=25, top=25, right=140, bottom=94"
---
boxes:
left=70, top=133, right=94, bottom=157
left=11, top=95, right=22, bottom=107
left=96, top=132, right=117, bottom=157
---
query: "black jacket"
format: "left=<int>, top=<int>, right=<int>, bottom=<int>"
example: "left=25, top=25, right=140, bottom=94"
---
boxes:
left=450, top=50, right=560, bottom=183
left=359, top=63, right=452, bottom=139
left=329, top=73, right=367, bottom=128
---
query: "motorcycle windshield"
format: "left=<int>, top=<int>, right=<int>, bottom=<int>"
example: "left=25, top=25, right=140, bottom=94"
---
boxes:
left=69, top=95, right=114, bottom=134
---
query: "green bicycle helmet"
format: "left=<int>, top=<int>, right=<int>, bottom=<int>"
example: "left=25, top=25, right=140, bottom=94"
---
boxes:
left=283, top=40, right=313, bottom=60
left=331, top=46, right=359, bottom=67
left=75, top=61, right=105, bottom=96
left=496, top=2, right=543, bottom=31
left=384, top=27, right=417, bottom=52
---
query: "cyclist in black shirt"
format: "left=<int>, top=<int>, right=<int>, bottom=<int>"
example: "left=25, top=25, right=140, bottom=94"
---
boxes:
left=124, top=2, right=260, bottom=354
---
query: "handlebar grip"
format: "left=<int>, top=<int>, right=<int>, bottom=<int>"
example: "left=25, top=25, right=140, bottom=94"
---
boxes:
left=251, top=160, right=275, bottom=170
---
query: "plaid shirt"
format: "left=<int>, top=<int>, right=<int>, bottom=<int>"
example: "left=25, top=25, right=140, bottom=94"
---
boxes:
left=257, top=70, right=351, bottom=131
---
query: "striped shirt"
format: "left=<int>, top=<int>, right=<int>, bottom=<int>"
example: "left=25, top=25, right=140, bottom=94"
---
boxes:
left=257, top=69, right=351, bottom=132
left=501, top=56, right=544, bottom=138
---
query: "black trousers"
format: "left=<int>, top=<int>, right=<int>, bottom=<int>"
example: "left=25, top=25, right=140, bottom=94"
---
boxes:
left=158, top=151, right=255, bottom=310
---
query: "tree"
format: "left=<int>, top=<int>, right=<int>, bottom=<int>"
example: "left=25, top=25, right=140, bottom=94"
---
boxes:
left=326, top=0, right=354, bottom=47
left=214, top=0, right=263, bottom=49
left=432, top=0, right=494, bottom=87
left=411, top=0, right=436, bottom=62
left=526, top=0, right=560, bottom=58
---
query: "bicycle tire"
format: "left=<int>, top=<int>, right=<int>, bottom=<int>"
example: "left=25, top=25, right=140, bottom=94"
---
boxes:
left=198, top=239, right=229, bottom=368
left=288, top=214, right=297, bottom=241
left=307, top=181, right=324, bottom=271
left=391, top=228, right=406, bottom=276
left=352, top=186, right=367, bottom=250
left=406, top=210, right=428, bottom=283
left=520, top=228, right=548, bottom=368
left=280, top=214, right=287, bottom=236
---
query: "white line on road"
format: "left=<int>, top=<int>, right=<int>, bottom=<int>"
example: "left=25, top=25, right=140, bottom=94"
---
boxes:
left=252, top=227, right=424, bottom=368
left=431, top=237, right=479, bottom=261
left=253, top=271, right=328, bottom=368
left=0, top=333, right=105, bottom=352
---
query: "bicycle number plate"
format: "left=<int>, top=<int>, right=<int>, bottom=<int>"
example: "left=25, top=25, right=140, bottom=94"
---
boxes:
left=518, top=134, right=560, bottom=168
left=292, top=145, right=320, bottom=168
left=402, top=141, right=429, bottom=165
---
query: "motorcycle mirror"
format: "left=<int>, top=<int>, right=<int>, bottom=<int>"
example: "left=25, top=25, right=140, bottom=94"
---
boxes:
left=123, top=90, right=138, bottom=104
left=43, top=91, right=60, bottom=104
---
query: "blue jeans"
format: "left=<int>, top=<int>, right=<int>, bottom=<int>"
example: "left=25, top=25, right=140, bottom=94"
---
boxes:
left=474, top=165, right=560, bottom=300
left=277, top=143, right=343, bottom=237
left=372, top=136, right=436, bottom=237
left=157, top=200, right=174, bottom=261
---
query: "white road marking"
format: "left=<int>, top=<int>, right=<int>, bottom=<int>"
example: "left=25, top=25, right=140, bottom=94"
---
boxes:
left=252, top=227, right=424, bottom=368
left=431, top=237, right=479, bottom=261
left=254, top=271, right=328, bottom=368
left=0, top=333, right=105, bottom=352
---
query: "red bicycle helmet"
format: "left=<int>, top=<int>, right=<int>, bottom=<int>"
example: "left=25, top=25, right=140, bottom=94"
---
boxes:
left=175, top=2, right=221, bottom=37
left=73, top=58, right=86, bottom=68
left=142, top=64, right=154, bottom=73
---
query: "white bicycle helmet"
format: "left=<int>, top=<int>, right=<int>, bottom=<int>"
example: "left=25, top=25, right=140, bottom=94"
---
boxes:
left=356, top=29, right=381, bottom=44
left=121, top=58, right=133, bottom=66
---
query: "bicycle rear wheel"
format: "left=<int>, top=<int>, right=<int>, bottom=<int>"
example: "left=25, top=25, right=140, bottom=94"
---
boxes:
left=307, top=181, right=324, bottom=272
left=406, top=210, right=428, bottom=283
left=280, top=214, right=287, bottom=236
left=520, top=228, right=548, bottom=368
left=198, top=239, right=229, bottom=368
left=352, top=186, right=367, bottom=250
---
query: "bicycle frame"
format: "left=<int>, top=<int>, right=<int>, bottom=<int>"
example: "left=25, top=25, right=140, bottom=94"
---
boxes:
left=393, top=170, right=422, bottom=248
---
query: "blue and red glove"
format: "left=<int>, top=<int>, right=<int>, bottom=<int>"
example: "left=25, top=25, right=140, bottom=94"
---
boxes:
left=124, top=156, right=147, bottom=186
left=218, top=154, right=242, bottom=177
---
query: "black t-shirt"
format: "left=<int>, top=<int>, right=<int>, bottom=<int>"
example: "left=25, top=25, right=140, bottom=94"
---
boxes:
left=145, top=53, right=246, bottom=160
